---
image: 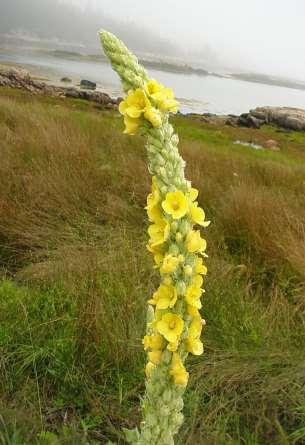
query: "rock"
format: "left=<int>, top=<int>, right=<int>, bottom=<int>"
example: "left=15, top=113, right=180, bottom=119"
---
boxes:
left=202, top=112, right=216, bottom=118
left=285, top=116, right=304, bottom=131
left=80, top=79, right=96, bottom=90
left=105, top=103, right=117, bottom=110
left=238, top=113, right=264, bottom=129
left=264, top=139, right=277, bottom=148
left=248, top=115, right=264, bottom=129
left=61, top=77, right=72, bottom=83
left=0, top=67, right=118, bottom=108
left=250, top=110, right=266, bottom=121
left=225, top=117, right=238, bottom=127
left=87, top=91, right=112, bottom=105
left=244, top=107, right=305, bottom=131
left=65, top=88, right=80, bottom=99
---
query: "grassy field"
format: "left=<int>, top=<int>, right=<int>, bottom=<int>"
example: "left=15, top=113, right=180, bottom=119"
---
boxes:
left=1, top=87, right=305, bottom=445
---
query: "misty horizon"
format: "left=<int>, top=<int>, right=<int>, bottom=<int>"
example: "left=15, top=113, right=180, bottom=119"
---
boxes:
left=1, top=0, right=305, bottom=81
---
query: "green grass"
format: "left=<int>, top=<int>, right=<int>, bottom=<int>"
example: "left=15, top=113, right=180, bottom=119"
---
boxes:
left=0, top=88, right=305, bottom=444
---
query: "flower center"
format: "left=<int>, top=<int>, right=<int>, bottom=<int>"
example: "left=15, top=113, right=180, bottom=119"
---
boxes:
left=169, top=321, right=176, bottom=329
left=171, top=200, right=180, bottom=210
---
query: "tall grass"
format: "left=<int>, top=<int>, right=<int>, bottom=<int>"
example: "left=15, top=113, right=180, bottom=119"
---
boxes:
left=0, top=89, right=305, bottom=444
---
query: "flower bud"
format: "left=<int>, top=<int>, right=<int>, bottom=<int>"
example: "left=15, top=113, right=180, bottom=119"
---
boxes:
left=179, top=220, right=191, bottom=235
left=176, top=280, right=186, bottom=296
left=184, top=265, right=193, bottom=276
left=175, top=232, right=183, bottom=243
left=168, top=244, right=180, bottom=256
left=171, top=221, right=179, bottom=232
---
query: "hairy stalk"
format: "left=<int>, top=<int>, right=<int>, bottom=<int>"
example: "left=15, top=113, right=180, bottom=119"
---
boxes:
left=100, top=30, right=209, bottom=445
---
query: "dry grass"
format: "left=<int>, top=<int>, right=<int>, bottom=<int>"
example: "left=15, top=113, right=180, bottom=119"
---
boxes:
left=1, top=89, right=305, bottom=444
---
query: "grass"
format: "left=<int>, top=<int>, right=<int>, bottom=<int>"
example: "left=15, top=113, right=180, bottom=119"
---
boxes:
left=0, top=87, right=305, bottom=444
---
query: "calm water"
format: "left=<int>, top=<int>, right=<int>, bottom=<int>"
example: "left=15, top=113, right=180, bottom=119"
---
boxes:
left=1, top=48, right=305, bottom=115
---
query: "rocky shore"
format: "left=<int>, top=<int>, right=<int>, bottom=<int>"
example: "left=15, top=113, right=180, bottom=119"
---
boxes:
left=0, top=67, right=119, bottom=108
left=1, top=67, right=305, bottom=132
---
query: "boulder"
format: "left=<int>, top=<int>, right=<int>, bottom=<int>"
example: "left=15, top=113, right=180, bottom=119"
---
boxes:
left=80, top=79, right=96, bottom=90
left=0, top=67, right=118, bottom=108
left=225, top=117, right=238, bottom=127
left=65, top=88, right=80, bottom=99
left=264, top=139, right=280, bottom=150
left=61, top=77, right=72, bottom=83
left=238, top=113, right=264, bottom=129
left=245, top=107, right=305, bottom=131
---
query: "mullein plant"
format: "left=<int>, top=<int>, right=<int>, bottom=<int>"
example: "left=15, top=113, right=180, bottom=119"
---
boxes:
left=100, top=31, right=210, bottom=445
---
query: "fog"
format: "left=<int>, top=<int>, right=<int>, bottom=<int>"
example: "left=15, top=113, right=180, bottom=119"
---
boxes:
left=1, top=0, right=305, bottom=79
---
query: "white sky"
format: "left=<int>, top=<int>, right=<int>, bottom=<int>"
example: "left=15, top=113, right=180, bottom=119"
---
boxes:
left=61, top=0, right=305, bottom=78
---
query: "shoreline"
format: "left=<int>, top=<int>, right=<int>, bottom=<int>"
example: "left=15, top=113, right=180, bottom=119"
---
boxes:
left=1, top=64, right=305, bottom=133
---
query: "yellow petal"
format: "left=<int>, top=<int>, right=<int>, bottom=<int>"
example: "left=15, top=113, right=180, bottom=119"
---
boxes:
left=148, top=350, right=162, bottom=364
left=162, top=191, right=188, bottom=219
left=125, top=105, right=143, bottom=119
left=157, top=313, right=184, bottom=343
left=189, top=188, right=199, bottom=201
left=118, top=99, right=128, bottom=115
left=160, top=254, right=180, bottom=274
left=144, top=106, right=162, bottom=127
left=186, top=337, right=203, bottom=355
left=123, top=115, right=140, bottom=134
left=186, top=230, right=207, bottom=253
left=145, top=361, right=156, bottom=378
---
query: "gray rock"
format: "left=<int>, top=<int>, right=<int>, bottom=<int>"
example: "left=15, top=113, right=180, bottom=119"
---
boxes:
left=238, top=114, right=264, bottom=128
left=65, top=88, right=80, bottom=98
left=80, top=79, right=96, bottom=90
left=61, top=77, right=72, bottom=83
left=225, top=117, right=238, bottom=127
left=245, top=106, right=305, bottom=131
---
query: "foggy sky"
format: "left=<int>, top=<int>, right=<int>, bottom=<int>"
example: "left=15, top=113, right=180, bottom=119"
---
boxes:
left=2, top=0, right=305, bottom=79
left=63, top=0, right=305, bottom=79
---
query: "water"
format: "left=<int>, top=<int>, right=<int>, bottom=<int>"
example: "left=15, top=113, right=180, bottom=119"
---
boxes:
left=1, top=48, right=305, bottom=115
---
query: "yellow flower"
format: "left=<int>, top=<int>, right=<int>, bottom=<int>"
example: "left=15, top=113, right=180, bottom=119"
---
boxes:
left=190, top=202, right=210, bottom=227
left=170, top=352, right=189, bottom=386
left=145, top=361, right=156, bottom=378
left=157, top=313, right=184, bottom=343
left=153, top=252, right=164, bottom=268
left=186, top=337, right=203, bottom=355
left=148, top=350, right=162, bottom=364
left=167, top=339, right=178, bottom=352
left=119, top=88, right=149, bottom=134
left=119, top=88, right=148, bottom=117
left=186, top=317, right=204, bottom=356
left=148, top=219, right=170, bottom=247
left=145, top=79, right=163, bottom=96
left=144, top=106, right=162, bottom=127
left=186, top=230, right=207, bottom=253
left=187, top=305, right=200, bottom=317
left=146, top=177, right=160, bottom=211
left=148, top=284, right=177, bottom=310
left=188, top=316, right=203, bottom=338
left=160, top=254, right=180, bottom=274
left=145, top=79, right=179, bottom=113
left=154, top=88, right=179, bottom=113
left=184, top=265, right=193, bottom=276
left=147, top=205, right=164, bottom=225
left=121, top=115, right=140, bottom=134
left=143, top=334, right=165, bottom=351
left=191, top=274, right=203, bottom=289
left=147, top=242, right=162, bottom=255
left=162, top=191, right=188, bottom=219
left=189, top=187, right=199, bottom=202
left=148, top=309, right=163, bottom=329
left=185, top=284, right=202, bottom=309
left=195, top=257, right=207, bottom=275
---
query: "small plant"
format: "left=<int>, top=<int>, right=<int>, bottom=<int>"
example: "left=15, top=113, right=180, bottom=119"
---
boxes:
left=100, top=31, right=210, bottom=445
